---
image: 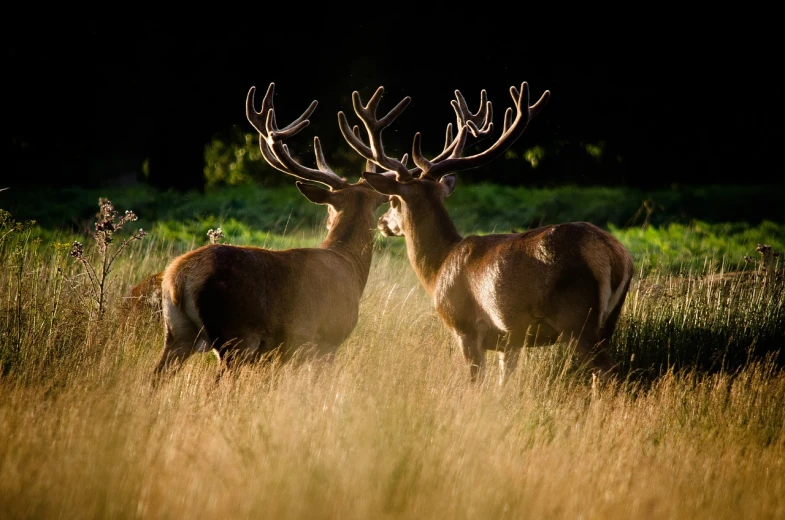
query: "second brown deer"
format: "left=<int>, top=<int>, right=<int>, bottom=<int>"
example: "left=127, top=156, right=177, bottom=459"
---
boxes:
left=153, top=83, right=388, bottom=382
left=338, top=82, right=634, bottom=385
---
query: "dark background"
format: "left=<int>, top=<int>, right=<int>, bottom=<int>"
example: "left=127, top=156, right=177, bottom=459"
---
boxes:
left=5, top=19, right=784, bottom=193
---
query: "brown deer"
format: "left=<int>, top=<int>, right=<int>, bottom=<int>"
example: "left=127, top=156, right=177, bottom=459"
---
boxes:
left=153, top=83, right=388, bottom=381
left=338, top=82, right=634, bottom=384
left=124, top=271, right=164, bottom=314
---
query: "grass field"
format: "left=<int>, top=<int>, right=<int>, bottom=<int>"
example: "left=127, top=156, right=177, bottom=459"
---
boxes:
left=1, top=183, right=783, bottom=519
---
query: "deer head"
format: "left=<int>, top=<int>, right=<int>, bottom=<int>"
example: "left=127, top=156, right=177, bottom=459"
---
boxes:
left=246, top=83, right=389, bottom=231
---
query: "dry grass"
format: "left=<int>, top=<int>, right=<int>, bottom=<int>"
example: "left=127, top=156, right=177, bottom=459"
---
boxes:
left=1, top=235, right=784, bottom=519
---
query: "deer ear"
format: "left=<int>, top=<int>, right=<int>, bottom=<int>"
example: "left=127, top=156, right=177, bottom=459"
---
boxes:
left=362, top=171, right=401, bottom=196
left=439, top=173, right=457, bottom=197
left=296, top=182, right=334, bottom=205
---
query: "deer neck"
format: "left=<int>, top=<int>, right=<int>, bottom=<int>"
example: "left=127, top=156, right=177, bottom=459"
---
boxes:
left=405, top=202, right=463, bottom=297
left=320, top=211, right=376, bottom=290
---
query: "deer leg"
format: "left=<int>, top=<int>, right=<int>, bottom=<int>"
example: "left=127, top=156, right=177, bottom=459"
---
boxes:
left=568, top=309, right=619, bottom=382
left=574, top=335, right=619, bottom=382
left=494, top=330, right=526, bottom=386
left=497, top=348, right=520, bottom=386
left=220, top=335, right=264, bottom=372
left=213, top=348, right=229, bottom=384
left=279, top=328, right=325, bottom=368
left=599, top=283, right=630, bottom=345
left=454, top=327, right=486, bottom=383
left=309, top=343, right=339, bottom=364
left=153, top=326, right=199, bottom=385
left=543, top=303, right=618, bottom=382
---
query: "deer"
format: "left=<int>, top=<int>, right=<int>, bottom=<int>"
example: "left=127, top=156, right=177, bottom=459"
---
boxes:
left=337, top=82, right=634, bottom=385
left=124, top=271, right=164, bottom=315
left=153, top=83, right=388, bottom=382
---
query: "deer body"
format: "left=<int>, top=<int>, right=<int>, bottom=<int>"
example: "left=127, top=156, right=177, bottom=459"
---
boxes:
left=338, top=81, right=634, bottom=383
left=153, top=83, right=388, bottom=380
left=167, top=246, right=367, bottom=353
left=401, top=212, right=633, bottom=382
left=159, top=186, right=380, bottom=371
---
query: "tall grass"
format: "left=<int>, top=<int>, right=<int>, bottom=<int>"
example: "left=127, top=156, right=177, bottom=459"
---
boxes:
left=0, top=214, right=785, bottom=519
left=1, top=206, right=783, bottom=518
left=617, top=264, right=784, bottom=377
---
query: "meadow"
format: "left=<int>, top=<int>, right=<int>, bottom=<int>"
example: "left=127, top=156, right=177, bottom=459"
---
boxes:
left=1, top=182, right=783, bottom=519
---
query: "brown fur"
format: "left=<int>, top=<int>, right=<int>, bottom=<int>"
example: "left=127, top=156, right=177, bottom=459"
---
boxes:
left=154, top=181, right=387, bottom=380
left=366, top=173, right=634, bottom=384
left=123, top=271, right=163, bottom=314
left=153, top=82, right=391, bottom=382
left=341, top=81, right=632, bottom=384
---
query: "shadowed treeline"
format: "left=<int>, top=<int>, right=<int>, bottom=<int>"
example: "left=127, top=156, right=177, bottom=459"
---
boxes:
left=6, top=19, right=784, bottom=192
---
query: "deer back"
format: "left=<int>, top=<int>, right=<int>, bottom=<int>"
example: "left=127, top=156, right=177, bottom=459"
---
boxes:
left=162, top=242, right=370, bottom=345
left=434, top=222, right=633, bottom=336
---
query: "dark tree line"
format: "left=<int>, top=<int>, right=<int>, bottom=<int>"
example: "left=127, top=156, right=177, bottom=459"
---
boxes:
left=6, top=20, right=783, bottom=192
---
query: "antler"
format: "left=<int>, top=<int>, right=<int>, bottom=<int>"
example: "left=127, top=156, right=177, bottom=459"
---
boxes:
left=338, top=87, right=415, bottom=181
left=412, top=82, right=550, bottom=180
left=338, top=86, right=512, bottom=182
left=427, top=88, right=495, bottom=173
left=246, top=83, right=347, bottom=189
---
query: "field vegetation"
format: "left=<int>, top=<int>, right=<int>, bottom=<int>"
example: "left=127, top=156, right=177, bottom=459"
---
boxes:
left=1, top=182, right=783, bottom=519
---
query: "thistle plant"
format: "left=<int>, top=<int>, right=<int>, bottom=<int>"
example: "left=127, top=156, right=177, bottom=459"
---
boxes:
left=68, top=198, right=146, bottom=317
left=207, top=227, right=225, bottom=244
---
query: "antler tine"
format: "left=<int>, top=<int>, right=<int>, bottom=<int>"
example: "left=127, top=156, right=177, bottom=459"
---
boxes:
left=350, top=124, right=411, bottom=174
left=247, top=84, right=296, bottom=173
left=511, top=84, right=549, bottom=120
left=245, top=84, right=273, bottom=135
left=447, top=90, right=493, bottom=146
left=443, top=123, right=454, bottom=151
left=413, top=82, right=550, bottom=181
left=246, top=83, right=347, bottom=189
left=455, top=89, right=492, bottom=132
left=312, top=137, right=335, bottom=173
left=352, top=125, right=376, bottom=173
left=338, top=87, right=415, bottom=181
left=268, top=133, right=347, bottom=190
left=412, top=88, right=494, bottom=177
left=503, top=107, right=514, bottom=134
left=247, top=83, right=318, bottom=138
left=445, top=90, right=494, bottom=153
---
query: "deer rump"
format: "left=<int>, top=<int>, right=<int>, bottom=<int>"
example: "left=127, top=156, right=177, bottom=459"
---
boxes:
left=162, top=244, right=361, bottom=360
left=434, top=222, right=632, bottom=350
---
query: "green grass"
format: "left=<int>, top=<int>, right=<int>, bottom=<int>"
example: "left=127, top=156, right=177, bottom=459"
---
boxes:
left=612, top=220, right=785, bottom=274
left=6, top=181, right=784, bottom=235
left=5, top=182, right=784, bottom=277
